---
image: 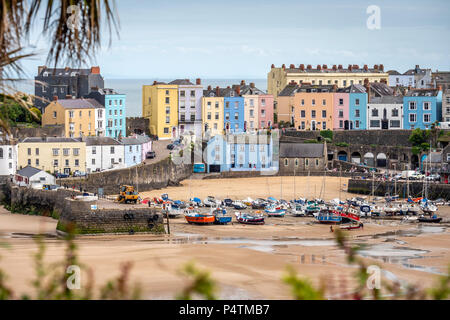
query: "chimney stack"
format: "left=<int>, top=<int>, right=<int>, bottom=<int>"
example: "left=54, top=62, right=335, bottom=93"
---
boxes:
left=332, top=84, right=337, bottom=92
left=332, top=65, right=337, bottom=71
left=379, top=64, right=384, bottom=71
left=364, top=64, right=368, bottom=71
left=348, top=64, right=352, bottom=71
left=235, top=86, right=240, bottom=95
left=90, top=66, right=100, bottom=74
left=207, top=85, right=212, bottom=90
left=322, top=64, right=328, bottom=69
left=307, top=64, right=312, bottom=70
left=196, top=78, right=201, bottom=85
left=271, top=64, right=275, bottom=69
left=250, top=82, right=255, bottom=88
left=374, top=64, right=379, bottom=70
left=317, top=64, right=322, bottom=70
left=216, top=86, right=220, bottom=97
left=300, top=64, right=305, bottom=71
left=240, top=80, right=246, bottom=86
left=338, top=64, right=343, bottom=70
left=353, top=64, right=359, bottom=69
left=364, top=80, right=370, bottom=103
left=282, top=64, right=286, bottom=70
left=153, top=80, right=157, bottom=85
left=290, top=64, right=295, bottom=69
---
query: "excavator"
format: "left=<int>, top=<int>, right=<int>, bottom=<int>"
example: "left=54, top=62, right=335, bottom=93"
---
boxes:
left=117, top=185, right=139, bottom=204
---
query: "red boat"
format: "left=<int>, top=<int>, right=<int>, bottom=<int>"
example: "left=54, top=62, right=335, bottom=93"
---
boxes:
left=184, top=212, right=215, bottom=225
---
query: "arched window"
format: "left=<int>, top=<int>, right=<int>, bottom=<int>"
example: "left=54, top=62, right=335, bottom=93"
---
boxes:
left=284, top=159, right=289, bottom=166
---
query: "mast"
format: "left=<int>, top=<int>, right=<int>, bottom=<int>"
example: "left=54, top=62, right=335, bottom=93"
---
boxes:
left=339, top=165, right=342, bottom=201
left=371, top=170, right=375, bottom=202
left=280, top=175, right=283, bottom=200
left=294, top=165, right=296, bottom=200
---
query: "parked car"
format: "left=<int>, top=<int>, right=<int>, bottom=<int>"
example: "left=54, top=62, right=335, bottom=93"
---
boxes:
left=146, top=151, right=156, bottom=159
left=55, top=173, right=69, bottom=178
left=73, top=170, right=86, bottom=177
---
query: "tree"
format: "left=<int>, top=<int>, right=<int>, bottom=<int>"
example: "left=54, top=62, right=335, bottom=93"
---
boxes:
left=0, top=0, right=119, bottom=135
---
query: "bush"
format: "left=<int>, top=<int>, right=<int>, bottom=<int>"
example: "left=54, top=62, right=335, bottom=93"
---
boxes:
left=319, top=130, right=333, bottom=141
left=335, top=142, right=349, bottom=147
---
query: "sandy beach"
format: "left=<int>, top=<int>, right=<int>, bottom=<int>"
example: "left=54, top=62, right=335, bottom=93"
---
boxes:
left=0, top=176, right=449, bottom=299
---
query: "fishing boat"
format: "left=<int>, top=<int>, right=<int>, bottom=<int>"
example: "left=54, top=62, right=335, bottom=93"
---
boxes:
left=184, top=210, right=215, bottom=225
left=242, top=197, right=254, bottom=206
left=264, top=205, right=286, bottom=217
left=165, top=203, right=183, bottom=218
left=290, top=204, right=306, bottom=217
left=251, top=198, right=267, bottom=209
left=212, top=207, right=232, bottom=225
left=203, top=196, right=218, bottom=207
left=420, top=202, right=438, bottom=214
left=232, top=200, right=247, bottom=210
left=189, top=197, right=203, bottom=207
left=418, top=215, right=442, bottom=223
left=235, top=212, right=265, bottom=225
left=305, top=201, right=321, bottom=216
left=315, top=209, right=342, bottom=224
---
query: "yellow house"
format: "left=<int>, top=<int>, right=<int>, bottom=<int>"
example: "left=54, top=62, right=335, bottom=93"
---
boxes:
left=142, top=82, right=178, bottom=140
left=202, top=87, right=224, bottom=136
left=18, top=137, right=86, bottom=175
left=42, top=98, right=104, bottom=138
left=268, top=64, right=389, bottom=99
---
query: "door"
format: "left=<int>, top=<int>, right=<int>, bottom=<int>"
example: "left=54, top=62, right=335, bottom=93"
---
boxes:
left=311, top=121, right=316, bottom=130
left=344, top=120, right=349, bottom=130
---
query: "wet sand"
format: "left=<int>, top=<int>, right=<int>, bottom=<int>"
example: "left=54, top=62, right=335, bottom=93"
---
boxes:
left=0, top=176, right=449, bottom=299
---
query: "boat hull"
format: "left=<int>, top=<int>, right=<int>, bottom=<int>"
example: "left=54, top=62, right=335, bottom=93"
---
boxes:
left=214, top=216, right=232, bottom=225
left=185, top=215, right=215, bottom=225
left=418, top=217, right=442, bottom=223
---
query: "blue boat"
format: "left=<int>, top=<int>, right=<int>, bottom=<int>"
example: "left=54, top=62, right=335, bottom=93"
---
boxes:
left=212, top=208, right=232, bottom=225
left=264, top=205, right=286, bottom=217
left=315, top=209, right=342, bottom=224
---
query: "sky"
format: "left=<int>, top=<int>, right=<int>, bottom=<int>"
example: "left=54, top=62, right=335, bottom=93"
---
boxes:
left=19, top=0, right=450, bottom=79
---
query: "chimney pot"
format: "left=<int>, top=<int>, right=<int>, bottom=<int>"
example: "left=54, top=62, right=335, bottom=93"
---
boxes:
left=322, top=64, right=327, bottom=69
left=374, top=64, right=379, bottom=70
left=353, top=64, right=359, bottom=69
left=338, top=64, right=343, bottom=70
left=282, top=64, right=286, bottom=70
left=235, top=86, right=240, bottom=95
left=153, top=81, right=157, bottom=85
left=207, top=85, right=211, bottom=90
left=317, top=65, right=322, bottom=70
left=300, top=64, right=305, bottom=71
left=332, top=65, right=337, bottom=70
left=379, top=64, right=384, bottom=71
left=348, top=64, right=352, bottom=71
left=216, top=86, right=220, bottom=96
left=90, top=66, right=100, bottom=74
left=271, top=64, right=275, bottom=69
left=240, top=80, right=245, bottom=86
left=289, top=64, right=295, bottom=69
left=196, top=78, right=201, bottom=85
left=364, top=64, right=368, bottom=71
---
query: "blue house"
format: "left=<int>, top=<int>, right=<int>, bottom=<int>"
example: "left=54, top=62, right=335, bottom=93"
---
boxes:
left=217, top=86, right=245, bottom=133
left=87, top=88, right=126, bottom=138
left=346, top=84, right=367, bottom=130
left=205, top=133, right=276, bottom=173
left=403, top=89, right=442, bottom=130
left=120, top=136, right=142, bottom=167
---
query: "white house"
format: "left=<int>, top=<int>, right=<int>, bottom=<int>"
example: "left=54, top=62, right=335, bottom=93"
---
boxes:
left=0, top=137, right=18, bottom=177
left=14, top=166, right=55, bottom=189
left=85, top=136, right=125, bottom=173
left=367, top=96, right=404, bottom=130
left=95, top=107, right=106, bottom=136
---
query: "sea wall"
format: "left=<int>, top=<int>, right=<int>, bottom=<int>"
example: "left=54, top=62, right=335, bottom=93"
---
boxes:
left=202, top=171, right=366, bottom=180
left=57, top=198, right=164, bottom=235
left=61, top=157, right=193, bottom=194
left=347, top=179, right=450, bottom=200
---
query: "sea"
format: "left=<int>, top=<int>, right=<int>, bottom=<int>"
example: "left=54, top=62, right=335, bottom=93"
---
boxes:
left=14, top=78, right=267, bottom=117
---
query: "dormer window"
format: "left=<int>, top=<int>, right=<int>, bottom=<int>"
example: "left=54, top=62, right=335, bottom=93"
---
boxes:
left=43, top=72, right=48, bottom=77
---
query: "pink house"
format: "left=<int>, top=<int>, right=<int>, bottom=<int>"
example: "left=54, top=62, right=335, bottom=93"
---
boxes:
left=333, top=92, right=350, bottom=130
left=258, top=95, right=274, bottom=129
left=132, top=134, right=152, bottom=160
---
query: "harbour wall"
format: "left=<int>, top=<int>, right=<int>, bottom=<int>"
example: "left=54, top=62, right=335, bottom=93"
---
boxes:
left=202, top=171, right=366, bottom=180
left=60, top=157, right=193, bottom=195
left=347, top=179, right=450, bottom=200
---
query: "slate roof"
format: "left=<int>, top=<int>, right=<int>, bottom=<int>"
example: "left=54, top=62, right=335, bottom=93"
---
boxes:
left=120, top=137, right=143, bottom=145
left=16, top=166, right=42, bottom=177
left=37, top=68, right=93, bottom=77
left=85, top=137, right=121, bottom=146
left=387, top=70, right=401, bottom=75
left=405, top=89, right=440, bottom=97
left=280, top=143, right=324, bottom=158
left=284, top=67, right=386, bottom=74
left=169, top=79, right=194, bottom=85
left=370, top=83, right=394, bottom=96
left=56, top=98, right=104, bottom=109
left=369, top=95, right=404, bottom=104
left=341, top=84, right=366, bottom=94
left=92, top=88, right=120, bottom=95
left=21, top=137, right=83, bottom=143
left=278, top=84, right=301, bottom=97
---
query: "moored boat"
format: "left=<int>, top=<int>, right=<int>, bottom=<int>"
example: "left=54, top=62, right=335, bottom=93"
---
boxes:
left=264, top=205, right=286, bottom=217
left=315, top=209, right=342, bottom=224
left=340, top=222, right=364, bottom=230
left=235, top=212, right=265, bottom=225
left=184, top=210, right=215, bottom=225
left=212, top=207, right=232, bottom=225
left=418, top=215, right=442, bottom=223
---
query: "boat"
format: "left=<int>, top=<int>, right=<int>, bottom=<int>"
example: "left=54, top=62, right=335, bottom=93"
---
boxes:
left=264, top=205, right=286, bottom=217
left=189, top=197, right=203, bottom=207
left=184, top=210, right=215, bottom=225
left=290, top=205, right=306, bottom=217
left=251, top=198, right=267, bottom=209
left=235, top=212, right=265, bottom=225
left=418, top=215, right=442, bottom=223
left=232, top=200, right=247, bottom=210
left=420, top=202, right=438, bottom=214
left=315, top=209, right=342, bottom=224
left=212, top=207, right=232, bottom=225
left=242, top=197, right=254, bottom=206
left=203, top=196, right=218, bottom=207
left=305, top=201, right=321, bottom=216
left=165, top=203, right=183, bottom=218
left=340, top=222, right=364, bottom=230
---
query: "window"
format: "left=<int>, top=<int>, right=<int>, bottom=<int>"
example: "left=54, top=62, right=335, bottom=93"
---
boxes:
left=294, top=158, right=299, bottom=167
left=392, top=108, right=399, bottom=117
left=181, top=113, right=186, bottom=121
left=165, top=90, right=169, bottom=95
left=52, top=148, right=59, bottom=156
left=35, top=159, right=39, bottom=166
left=207, top=101, right=211, bottom=109
left=372, top=108, right=378, bottom=117
left=215, top=102, right=219, bottom=109
left=355, top=99, right=360, bottom=106
left=79, top=111, right=82, bottom=117
left=322, top=110, right=326, bottom=118
left=284, top=159, right=289, bottom=166
left=215, top=112, right=219, bottom=120
left=166, top=116, right=170, bottom=124
left=370, top=120, right=380, bottom=128
left=261, top=99, right=266, bottom=106
left=75, top=159, right=79, bottom=167
left=250, top=145, right=255, bottom=152
left=110, top=147, right=115, bottom=154
left=249, top=99, right=254, bottom=107
left=53, top=159, right=58, bottom=166
left=65, top=159, right=69, bottom=166
left=165, top=97, right=170, bottom=104
left=339, top=98, right=343, bottom=105
left=409, top=101, right=417, bottom=110
left=390, top=120, right=400, bottom=128
left=322, top=99, right=326, bottom=106
left=339, top=120, right=343, bottom=128
left=207, top=112, right=211, bottom=120
left=311, top=110, right=316, bottom=118
left=73, top=148, right=79, bottom=156
left=190, top=114, right=195, bottom=121
left=338, top=109, right=343, bottom=118
left=409, top=114, right=417, bottom=123
left=343, top=80, right=347, bottom=86
left=53, top=111, right=57, bottom=118
left=214, top=123, right=218, bottom=130
left=63, top=148, right=69, bottom=156
left=234, top=102, right=239, bottom=109
left=234, top=112, right=239, bottom=120
left=190, top=100, right=195, bottom=108
left=225, top=113, right=230, bottom=120
left=301, top=121, right=305, bottom=129
left=423, top=114, right=431, bottom=123
left=180, top=90, right=185, bottom=97
left=305, top=159, right=309, bottom=166
left=190, top=91, right=195, bottom=97
left=301, top=99, right=305, bottom=106
left=316, top=159, right=319, bottom=166
left=355, top=120, right=360, bottom=128
left=92, top=147, right=96, bottom=155
left=28, top=159, right=31, bottom=165
left=312, top=99, right=316, bottom=106
left=226, top=101, right=230, bottom=108
left=301, top=110, right=305, bottom=118
left=27, top=148, right=31, bottom=155
left=164, top=127, right=169, bottom=134
left=322, top=122, right=326, bottom=130
left=355, top=109, right=360, bottom=118
left=129, top=146, right=132, bottom=152
left=261, top=109, right=265, bottom=116
left=250, top=109, right=254, bottom=117
left=423, top=102, right=430, bottom=110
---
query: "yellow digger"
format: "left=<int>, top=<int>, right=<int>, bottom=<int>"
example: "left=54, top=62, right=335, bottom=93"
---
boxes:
left=117, top=185, right=139, bottom=204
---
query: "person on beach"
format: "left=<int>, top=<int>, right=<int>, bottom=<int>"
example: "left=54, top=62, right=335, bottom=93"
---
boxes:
left=330, top=226, right=334, bottom=232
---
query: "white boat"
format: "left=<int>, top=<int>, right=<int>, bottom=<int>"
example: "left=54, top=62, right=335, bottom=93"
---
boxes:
left=203, top=196, right=219, bottom=207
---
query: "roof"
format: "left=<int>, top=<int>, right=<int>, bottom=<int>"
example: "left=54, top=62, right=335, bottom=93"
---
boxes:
left=169, top=79, right=194, bottom=85
left=279, top=143, right=324, bottom=158
left=21, top=137, right=83, bottom=143
left=91, top=88, right=122, bottom=95
left=342, top=84, right=366, bottom=94
left=120, top=137, right=143, bottom=145
left=369, top=95, right=404, bottom=104
left=37, top=67, right=99, bottom=77
left=278, top=84, right=301, bottom=97
left=16, top=166, right=42, bottom=177
left=133, top=135, right=152, bottom=144
left=387, top=70, right=401, bottom=75
left=282, top=66, right=387, bottom=74
left=85, top=136, right=121, bottom=146
left=56, top=98, right=104, bottom=109
left=404, top=66, right=430, bottom=76
left=370, top=82, right=394, bottom=96
left=405, top=88, right=440, bottom=97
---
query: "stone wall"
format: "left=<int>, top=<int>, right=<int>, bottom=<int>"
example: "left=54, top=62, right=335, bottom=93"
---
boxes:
left=347, top=179, right=450, bottom=200
left=60, top=157, right=193, bottom=195
left=126, top=117, right=150, bottom=137
left=58, top=198, right=164, bottom=234
left=202, top=170, right=366, bottom=179
left=333, top=130, right=413, bottom=147
left=10, top=125, right=65, bottom=140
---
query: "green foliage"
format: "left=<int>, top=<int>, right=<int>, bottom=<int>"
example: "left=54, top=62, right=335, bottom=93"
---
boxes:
left=412, top=146, right=422, bottom=155
left=428, top=266, right=450, bottom=300
left=335, top=142, right=349, bottom=147
left=0, top=95, right=40, bottom=126
left=319, top=130, right=333, bottom=141
left=273, top=113, right=278, bottom=123
left=409, top=128, right=430, bottom=146
left=100, top=262, right=141, bottom=300
left=176, top=262, right=217, bottom=300
left=304, top=139, right=319, bottom=144
left=283, top=266, right=324, bottom=300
